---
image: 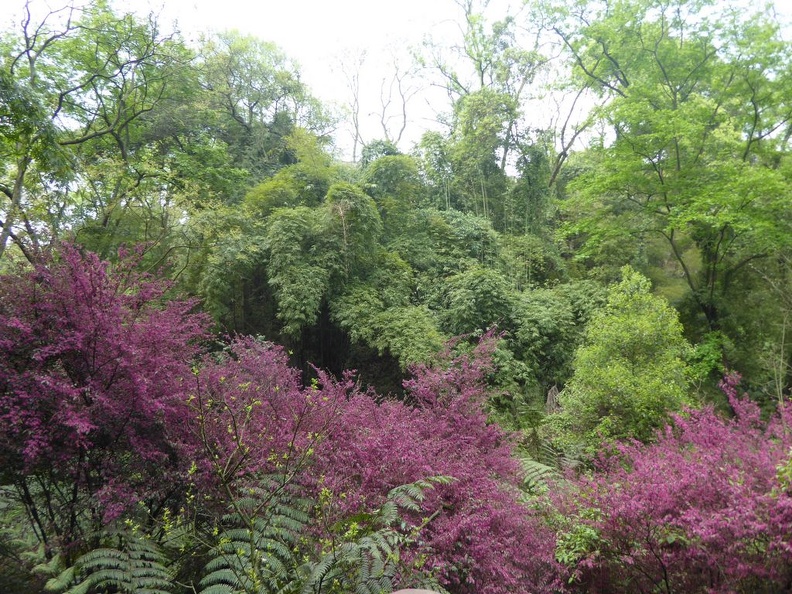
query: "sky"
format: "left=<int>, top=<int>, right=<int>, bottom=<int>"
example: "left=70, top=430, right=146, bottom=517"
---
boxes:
left=2, top=0, right=791, bottom=159
left=146, top=0, right=504, bottom=157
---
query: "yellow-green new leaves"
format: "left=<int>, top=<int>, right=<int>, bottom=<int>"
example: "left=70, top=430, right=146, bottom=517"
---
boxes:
left=546, top=267, right=693, bottom=452
left=554, top=0, right=792, bottom=332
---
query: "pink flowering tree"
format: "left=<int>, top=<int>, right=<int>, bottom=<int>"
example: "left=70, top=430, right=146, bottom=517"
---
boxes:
left=0, top=245, right=560, bottom=593
left=548, top=372, right=792, bottom=593
left=0, top=245, right=211, bottom=561
left=193, top=335, right=560, bottom=594
left=313, top=338, right=560, bottom=594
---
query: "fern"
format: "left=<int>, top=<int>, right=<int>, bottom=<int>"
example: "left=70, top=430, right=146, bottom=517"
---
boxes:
left=1, top=485, right=56, bottom=591
left=199, top=475, right=310, bottom=594
left=45, top=528, right=174, bottom=594
left=520, top=458, right=559, bottom=496
left=200, top=475, right=450, bottom=594
left=301, top=476, right=451, bottom=594
left=517, top=429, right=584, bottom=498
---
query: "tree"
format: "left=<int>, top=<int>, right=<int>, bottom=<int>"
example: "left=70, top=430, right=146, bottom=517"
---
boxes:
left=511, top=279, right=605, bottom=393
left=415, top=0, right=557, bottom=232
left=436, top=265, right=517, bottom=336
left=420, top=0, right=543, bottom=163
left=197, top=30, right=332, bottom=187
left=184, top=128, right=343, bottom=338
left=0, top=1, right=193, bottom=262
left=546, top=266, right=692, bottom=451
left=361, top=152, right=424, bottom=238
left=551, top=0, right=792, bottom=338
left=0, top=244, right=210, bottom=562
left=447, top=89, right=516, bottom=224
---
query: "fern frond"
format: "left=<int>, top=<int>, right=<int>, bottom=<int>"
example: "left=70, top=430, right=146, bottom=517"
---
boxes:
left=33, top=552, right=64, bottom=578
left=520, top=457, right=559, bottom=495
left=301, top=476, right=449, bottom=594
left=200, top=474, right=309, bottom=594
left=44, top=565, right=74, bottom=592
left=48, top=529, right=174, bottom=594
left=385, top=476, right=452, bottom=518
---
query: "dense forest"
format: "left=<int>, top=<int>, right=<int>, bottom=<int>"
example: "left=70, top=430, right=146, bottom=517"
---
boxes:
left=1, top=0, right=791, bottom=592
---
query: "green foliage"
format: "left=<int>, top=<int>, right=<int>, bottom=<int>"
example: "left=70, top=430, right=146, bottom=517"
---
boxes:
left=245, top=130, right=340, bottom=215
left=546, top=267, right=693, bottom=451
left=551, top=0, right=792, bottom=373
left=360, top=140, right=400, bottom=167
left=391, top=208, right=500, bottom=278
left=417, top=2, right=546, bottom=231
left=325, top=182, right=384, bottom=277
left=0, top=486, right=44, bottom=591
left=263, top=206, right=331, bottom=335
left=200, top=475, right=310, bottom=594
left=512, top=280, right=607, bottom=391
left=504, top=145, right=554, bottom=235
left=308, top=478, right=451, bottom=594
left=199, top=475, right=449, bottom=594
left=436, top=266, right=516, bottom=336
left=361, top=154, right=424, bottom=237
left=518, top=458, right=560, bottom=497
left=0, top=0, right=195, bottom=261
left=46, top=528, right=174, bottom=594
left=258, top=182, right=386, bottom=337
left=497, top=233, right=565, bottom=291
left=198, top=32, right=331, bottom=185
left=777, top=448, right=792, bottom=495
left=552, top=508, right=603, bottom=571
left=189, top=204, right=269, bottom=327
left=331, top=282, right=444, bottom=369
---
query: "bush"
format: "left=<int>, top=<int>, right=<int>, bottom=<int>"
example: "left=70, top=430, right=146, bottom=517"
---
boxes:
left=548, top=372, right=792, bottom=593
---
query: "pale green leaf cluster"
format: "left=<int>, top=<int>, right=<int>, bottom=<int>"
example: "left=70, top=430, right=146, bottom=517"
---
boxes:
left=546, top=267, right=693, bottom=452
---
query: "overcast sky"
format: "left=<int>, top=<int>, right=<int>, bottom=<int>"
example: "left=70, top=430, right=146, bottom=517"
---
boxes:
left=154, top=0, right=473, bottom=155
left=2, top=0, right=790, bottom=158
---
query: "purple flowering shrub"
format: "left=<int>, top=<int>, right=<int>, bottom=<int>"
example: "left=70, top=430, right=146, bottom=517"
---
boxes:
left=0, top=245, right=211, bottom=557
left=189, top=335, right=343, bottom=495
left=0, top=247, right=558, bottom=593
left=314, top=338, right=560, bottom=594
left=549, top=372, right=792, bottom=593
left=193, top=336, right=560, bottom=594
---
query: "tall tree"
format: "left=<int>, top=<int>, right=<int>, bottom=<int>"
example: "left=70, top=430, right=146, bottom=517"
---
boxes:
left=0, top=1, right=191, bottom=262
left=198, top=30, right=333, bottom=188
left=550, top=0, right=792, bottom=337
left=416, top=0, right=553, bottom=231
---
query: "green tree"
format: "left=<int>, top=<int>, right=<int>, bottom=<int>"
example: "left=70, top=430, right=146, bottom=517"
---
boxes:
left=360, top=139, right=400, bottom=167
left=551, top=0, right=792, bottom=338
left=436, top=265, right=517, bottom=336
left=447, top=89, right=515, bottom=224
left=546, top=266, right=693, bottom=452
left=420, top=0, right=543, bottom=169
left=416, top=0, right=557, bottom=232
left=0, top=1, right=192, bottom=262
left=361, top=153, right=424, bottom=238
left=512, top=279, right=605, bottom=392
left=197, top=30, right=332, bottom=189
left=245, top=128, right=340, bottom=215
